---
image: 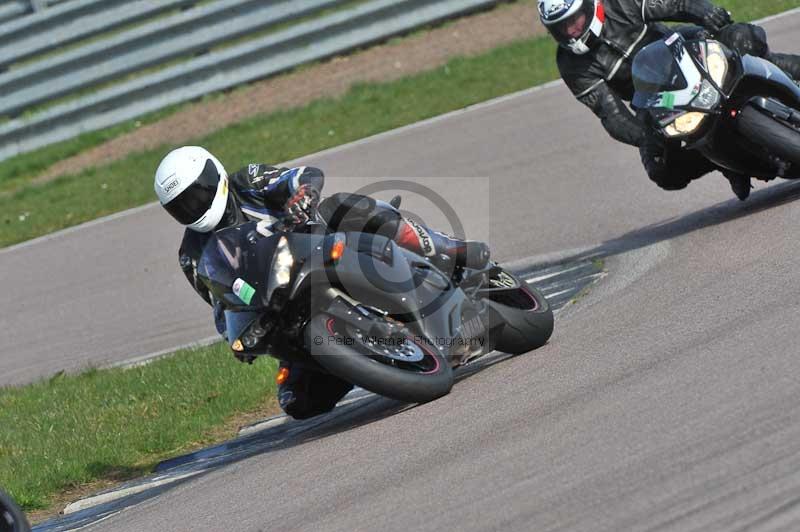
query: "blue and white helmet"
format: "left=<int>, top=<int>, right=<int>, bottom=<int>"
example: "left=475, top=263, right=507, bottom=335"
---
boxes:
left=538, top=0, right=605, bottom=55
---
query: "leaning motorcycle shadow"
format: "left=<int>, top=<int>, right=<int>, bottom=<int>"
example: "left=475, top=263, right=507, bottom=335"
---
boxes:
left=243, top=360, right=507, bottom=446
left=269, top=352, right=521, bottom=442
left=267, top=352, right=519, bottom=443
left=579, top=179, right=800, bottom=261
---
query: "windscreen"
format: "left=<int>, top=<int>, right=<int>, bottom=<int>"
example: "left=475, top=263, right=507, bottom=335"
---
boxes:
left=632, top=40, right=688, bottom=106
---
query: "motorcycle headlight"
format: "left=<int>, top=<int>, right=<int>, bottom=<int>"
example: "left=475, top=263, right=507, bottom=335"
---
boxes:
left=249, top=320, right=268, bottom=337
left=269, top=236, right=294, bottom=288
left=230, top=315, right=270, bottom=351
left=706, top=42, right=729, bottom=86
left=693, top=79, right=720, bottom=110
left=664, top=112, right=708, bottom=137
left=242, top=332, right=259, bottom=349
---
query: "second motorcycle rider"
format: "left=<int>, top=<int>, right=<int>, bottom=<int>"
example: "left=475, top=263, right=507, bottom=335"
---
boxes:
left=538, top=0, right=800, bottom=200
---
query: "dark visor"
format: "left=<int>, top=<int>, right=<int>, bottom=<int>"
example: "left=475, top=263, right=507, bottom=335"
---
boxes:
left=163, top=159, right=220, bottom=225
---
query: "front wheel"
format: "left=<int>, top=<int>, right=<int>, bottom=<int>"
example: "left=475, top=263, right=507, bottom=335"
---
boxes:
left=0, top=490, right=30, bottom=532
left=304, top=313, right=453, bottom=404
left=737, top=104, right=800, bottom=167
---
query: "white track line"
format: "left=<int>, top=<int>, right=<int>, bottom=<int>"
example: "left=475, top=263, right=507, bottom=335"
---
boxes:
left=543, top=287, right=580, bottom=299
left=62, top=470, right=203, bottom=516
left=104, top=335, right=220, bottom=370
left=525, top=262, right=593, bottom=283
left=533, top=271, right=607, bottom=285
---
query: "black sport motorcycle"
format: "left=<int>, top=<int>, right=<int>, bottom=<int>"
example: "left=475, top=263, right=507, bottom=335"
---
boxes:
left=632, top=32, right=800, bottom=179
left=197, top=199, right=553, bottom=404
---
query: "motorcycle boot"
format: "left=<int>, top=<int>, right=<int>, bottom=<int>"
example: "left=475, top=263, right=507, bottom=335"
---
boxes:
left=394, top=218, right=490, bottom=271
left=724, top=171, right=752, bottom=201
left=276, top=361, right=353, bottom=420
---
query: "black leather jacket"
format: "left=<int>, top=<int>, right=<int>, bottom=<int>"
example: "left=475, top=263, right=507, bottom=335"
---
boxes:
left=558, top=0, right=722, bottom=147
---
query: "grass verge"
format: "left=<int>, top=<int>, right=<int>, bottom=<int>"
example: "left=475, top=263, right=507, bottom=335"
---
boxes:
left=0, top=343, right=278, bottom=514
left=1, top=0, right=796, bottom=247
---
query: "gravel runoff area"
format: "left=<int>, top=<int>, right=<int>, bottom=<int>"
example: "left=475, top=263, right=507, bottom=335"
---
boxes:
left=35, top=1, right=542, bottom=184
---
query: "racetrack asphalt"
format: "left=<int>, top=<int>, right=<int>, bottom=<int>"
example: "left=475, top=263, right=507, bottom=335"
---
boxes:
left=9, top=9, right=800, bottom=531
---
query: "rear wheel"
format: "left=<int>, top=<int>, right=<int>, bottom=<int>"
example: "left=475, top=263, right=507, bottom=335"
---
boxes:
left=305, top=313, right=453, bottom=404
left=737, top=104, right=800, bottom=167
left=482, top=271, right=554, bottom=355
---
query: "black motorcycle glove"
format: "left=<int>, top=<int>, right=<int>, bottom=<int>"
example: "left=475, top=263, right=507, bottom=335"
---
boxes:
left=703, top=7, right=733, bottom=33
left=682, top=0, right=732, bottom=33
left=645, top=0, right=732, bottom=34
left=284, top=184, right=320, bottom=226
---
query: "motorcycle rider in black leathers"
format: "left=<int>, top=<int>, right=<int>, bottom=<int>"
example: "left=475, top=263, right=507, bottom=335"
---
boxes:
left=538, top=0, right=800, bottom=200
left=154, top=146, right=490, bottom=419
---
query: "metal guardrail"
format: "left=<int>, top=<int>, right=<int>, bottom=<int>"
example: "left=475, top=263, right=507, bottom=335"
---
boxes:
left=0, top=0, right=350, bottom=117
left=0, top=0, right=197, bottom=68
left=0, top=0, right=63, bottom=24
left=0, top=0, right=502, bottom=161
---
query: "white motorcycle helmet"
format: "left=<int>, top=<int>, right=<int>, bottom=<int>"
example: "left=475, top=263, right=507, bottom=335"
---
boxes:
left=539, top=0, right=605, bottom=55
left=154, top=146, right=229, bottom=233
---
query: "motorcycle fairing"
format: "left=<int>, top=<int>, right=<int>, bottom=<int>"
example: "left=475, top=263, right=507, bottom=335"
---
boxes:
left=197, top=223, right=281, bottom=311
left=737, top=54, right=800, bottom=104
